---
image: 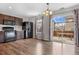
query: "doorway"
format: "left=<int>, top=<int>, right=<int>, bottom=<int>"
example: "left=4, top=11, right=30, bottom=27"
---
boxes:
left=51, top=16, right=75, bottom=45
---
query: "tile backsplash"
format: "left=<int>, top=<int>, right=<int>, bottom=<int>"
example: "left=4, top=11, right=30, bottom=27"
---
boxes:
left=0, top=24, right=22, bottom=31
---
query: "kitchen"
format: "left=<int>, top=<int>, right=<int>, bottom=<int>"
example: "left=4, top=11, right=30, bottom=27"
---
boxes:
left=0, top=14, right=33, bottom=43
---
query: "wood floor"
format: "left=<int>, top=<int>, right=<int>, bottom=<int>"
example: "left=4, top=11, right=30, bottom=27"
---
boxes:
left=0, top=39, right=78, bottom=55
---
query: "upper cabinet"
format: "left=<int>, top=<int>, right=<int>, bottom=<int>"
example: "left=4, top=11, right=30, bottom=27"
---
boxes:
left=15, top=17, right=23, bottom=26
left=0, top=14, right=4, bottom=24
left=4, top=15, right=9, bottom=20
left=0, top=14, right=23, bottom=26
left=3, top=15, right=15, bottom=25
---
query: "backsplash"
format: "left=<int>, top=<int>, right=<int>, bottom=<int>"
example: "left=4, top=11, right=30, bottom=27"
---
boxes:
left=0, top=24, right=22, bottom=31
left=14, top=25, right=22, bottom=31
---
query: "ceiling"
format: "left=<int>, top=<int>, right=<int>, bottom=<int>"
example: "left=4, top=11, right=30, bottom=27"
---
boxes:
left=0, top=3, right=78, bottom=17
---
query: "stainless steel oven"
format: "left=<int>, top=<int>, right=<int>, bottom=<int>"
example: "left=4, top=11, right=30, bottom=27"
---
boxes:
left=3, top=27, right=16, bottom=42
left=4, top=30, right=16, bottom=42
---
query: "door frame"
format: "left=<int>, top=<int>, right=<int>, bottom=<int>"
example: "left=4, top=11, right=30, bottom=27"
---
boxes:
left=50, top=15, right=75, bottom=45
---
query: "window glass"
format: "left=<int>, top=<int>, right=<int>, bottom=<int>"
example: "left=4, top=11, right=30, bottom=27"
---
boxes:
left=52, top=16, right=65, bottom=23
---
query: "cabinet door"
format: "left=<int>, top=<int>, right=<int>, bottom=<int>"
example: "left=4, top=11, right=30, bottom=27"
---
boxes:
left=19, top=18, right=22, bottom=26
left=0, top=31, right=4, bottom=43
left=0, top=14, right=4, bottom=24
left=4, top=15, right=9, bottom=20
left=9, top=16, right=15, bottom=25
left=15, top=18, right=18, bottom=25
left=15, top=18, right=22, bottom=26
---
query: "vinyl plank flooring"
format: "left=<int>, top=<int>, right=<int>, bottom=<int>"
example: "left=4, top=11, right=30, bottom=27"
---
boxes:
left=0, top=39, right=78, bottom=55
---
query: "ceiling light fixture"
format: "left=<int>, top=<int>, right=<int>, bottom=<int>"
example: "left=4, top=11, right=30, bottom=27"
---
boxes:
left=42, top=3, right=53, bottom=16
left=9, top=6, right=12, bottom=10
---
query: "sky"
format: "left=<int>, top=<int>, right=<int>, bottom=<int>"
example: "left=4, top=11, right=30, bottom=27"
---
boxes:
left=52, top=16, right=66, bottom=23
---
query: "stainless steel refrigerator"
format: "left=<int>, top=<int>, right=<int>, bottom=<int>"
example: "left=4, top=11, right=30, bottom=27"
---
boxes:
left=22, top=22, right=33, bottom=39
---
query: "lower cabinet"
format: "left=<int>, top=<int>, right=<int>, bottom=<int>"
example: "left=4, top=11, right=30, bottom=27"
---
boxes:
left=0, top=31, right=4, bottom=43
left=16, top=31, right=24, bottom=40
left=0, top=31, right=24, bottom=43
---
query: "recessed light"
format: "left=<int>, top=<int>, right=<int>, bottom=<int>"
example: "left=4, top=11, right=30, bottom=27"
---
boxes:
left=9, top=6, right=12, bottom=10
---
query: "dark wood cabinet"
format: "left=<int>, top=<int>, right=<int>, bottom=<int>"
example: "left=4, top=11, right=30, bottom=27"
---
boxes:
left=0, top=14, right=23, bottom=26
left=0, top=31, right=4, bottom=43
left=4, top=15, right=9, bottom=20
left=4, top=15, right=14, bottom=20
left=0, top=14, right=23, bottom=42
left=19, top=18, right=23, bottom=26
left=0, top=14, right=4, bottom=24
left=3, top=15, right=15, bottom=25
left=15, top=17, right=22, bottom=26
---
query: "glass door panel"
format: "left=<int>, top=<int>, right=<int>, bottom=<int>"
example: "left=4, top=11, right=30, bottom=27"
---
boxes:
left=52, top=16, right=75, bottom=45
left=63, top=21, right=74, bottom=44
left=53, top=22, right=65, bottom=43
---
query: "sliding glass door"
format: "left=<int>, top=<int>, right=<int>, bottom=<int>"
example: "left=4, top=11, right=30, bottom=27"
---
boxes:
left=51, top=16, right=75, bottom=44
